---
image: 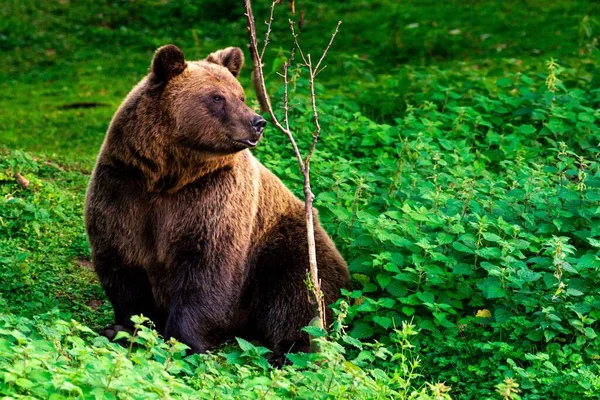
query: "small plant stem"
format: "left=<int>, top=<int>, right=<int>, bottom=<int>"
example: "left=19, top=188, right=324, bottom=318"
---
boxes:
left=127, top=326, right=138, bottom=359
left=164, top=348, right=173, bottom=372
left=105, top=356, right=122, bottom=392
left=325, top=359, right=339, bottom=393
left=349, top=178, right=364, bottom=236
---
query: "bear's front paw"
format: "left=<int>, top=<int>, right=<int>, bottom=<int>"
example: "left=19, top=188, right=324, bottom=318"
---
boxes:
left=100, top=324, right=134, bottom=342
left=267, top=353, right=291, bottom=368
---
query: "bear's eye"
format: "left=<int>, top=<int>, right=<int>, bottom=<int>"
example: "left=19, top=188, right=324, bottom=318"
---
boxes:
left=213, top=95, right=224, bottom=103
left=240, top=97, right=245, bottom=103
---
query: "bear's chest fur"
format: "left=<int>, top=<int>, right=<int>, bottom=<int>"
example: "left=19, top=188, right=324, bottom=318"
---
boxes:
left=87, top=153, right=261, bottom=307
left=151, top=164, right=258, bottom=263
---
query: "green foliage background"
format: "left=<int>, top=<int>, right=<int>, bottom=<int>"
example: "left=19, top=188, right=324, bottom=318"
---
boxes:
left=1, top=0, right=600, bottom=398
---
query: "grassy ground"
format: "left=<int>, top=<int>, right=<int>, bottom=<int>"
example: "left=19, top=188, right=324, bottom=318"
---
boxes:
left=1, top=0, right=596, bottom=159
left=2, top=1, right=600, bottom=399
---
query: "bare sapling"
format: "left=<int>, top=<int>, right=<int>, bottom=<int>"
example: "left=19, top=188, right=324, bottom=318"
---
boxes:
left=243, top=0, right=341, bottom=337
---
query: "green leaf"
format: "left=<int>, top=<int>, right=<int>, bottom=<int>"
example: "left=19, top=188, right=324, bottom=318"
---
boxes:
left=544, top=330, right=557, bottom=342
left=59, top=381, right=83, bottom=395
left=453, top=242, right=474, bottom=253
left=360, top=136, right=377, bottom=146
left=373, top=316, right=393, bottom=329
left=584, top=327, right=597, bottom=339
left=478, top=277, right=507, bottom=299
left=577, top=253, right=600, bottom=269
left=225, top=350, right=242, bottom=364
left=316, top=191, right=338, bottom=203
left=302, top=326, right=327, bottom=338
left=342, top=335, right=363, bottom=349
left=236, top=337, right=256, bottom=352
left=286, top=352, right=310, bottom=367
left=482, top=232, right=502, bottom=242
left=379, top=297, right=396, bottom=308
left=566, top=288, right=584, bottom=296
left=496, top=77, right=513, bottom=87
left=113, top=330, right=131, bottom=342
left=494, top=307, right=512, bottom=324
left=402, top=306, right=415, bottom=316
left=363, top=283, right=378, bottom=293
left=416, top=291, right=435, bottom=305
left=543, top=361, right=558, bottom=373
left=516, top=269, right=542, bottom=283
left=385, top=211, right=404, bottom=221
left=350, top=322, right=374, bottom=339
left=384, top=263, right=401, bottom=273
left=386, top=281, right=407, bottom=298
left=526, top=330, right=543, bottom=342
left=15, top=378, right=34, bottom=389
left=476, top=247, right=502, bottom=259
left=376, top=274, right=392, bottom=289
left=518, top=125, right=536, bottom=135
left=453, top=263, right=474, bottom=276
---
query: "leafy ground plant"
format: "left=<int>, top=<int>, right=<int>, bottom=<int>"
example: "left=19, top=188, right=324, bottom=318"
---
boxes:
left=0, top=303, right=448, bottom=399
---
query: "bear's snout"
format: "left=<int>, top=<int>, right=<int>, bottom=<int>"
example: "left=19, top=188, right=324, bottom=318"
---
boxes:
left=230, top=115, right=266, bottom=148
left=251, top=115, right=267, bottom=135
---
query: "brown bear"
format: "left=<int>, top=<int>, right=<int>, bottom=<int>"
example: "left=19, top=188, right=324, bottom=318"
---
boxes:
left=85, top=44, right=349, bottom=362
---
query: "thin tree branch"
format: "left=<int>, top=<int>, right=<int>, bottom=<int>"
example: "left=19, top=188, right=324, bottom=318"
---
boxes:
left=315, top=65, right=328, bottom=77
left=583, top=0, right=600, bottom=20
left=282, top=49, right=295, bottom=133
left=246, top=0, right=270, bottom=113
left=314, top=21, right=342, bottom=73
left=289, top=20, right=308, bottom=66
left=304, top=23, right=341, bottom=166
left=244, top=0, right=341, bottom=334
left=244, top=0, right=305, bottom=172
left=304, top=54, right=320, bottom=167
left=260, top=1, right=277, bottom=60
left=303, top=169, right=326, bottom=332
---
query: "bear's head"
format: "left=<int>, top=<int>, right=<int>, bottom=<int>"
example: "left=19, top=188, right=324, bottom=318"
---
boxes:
left=148, top=44, right=266, bottom=155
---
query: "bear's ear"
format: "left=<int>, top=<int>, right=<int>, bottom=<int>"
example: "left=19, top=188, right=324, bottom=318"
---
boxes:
left=205, top=47, right=244, bottom=78
left=151, top=45, right=187, bottom=83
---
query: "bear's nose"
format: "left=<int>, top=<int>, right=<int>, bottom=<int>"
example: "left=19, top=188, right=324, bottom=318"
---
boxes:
left=251, top=116, right=267, bottom=133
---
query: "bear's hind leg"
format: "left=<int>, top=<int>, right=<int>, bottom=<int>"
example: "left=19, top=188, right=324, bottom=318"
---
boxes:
left=251, top=215, right=348, bottom=365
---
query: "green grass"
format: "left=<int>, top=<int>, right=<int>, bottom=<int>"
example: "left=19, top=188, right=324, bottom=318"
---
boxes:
left=1, top=0, right=596, bottom=157
left=2, top=0, right=600, bottom=399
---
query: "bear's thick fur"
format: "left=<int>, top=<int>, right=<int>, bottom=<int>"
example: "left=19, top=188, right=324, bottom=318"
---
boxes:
left=85, top=45, right=349, bottom=360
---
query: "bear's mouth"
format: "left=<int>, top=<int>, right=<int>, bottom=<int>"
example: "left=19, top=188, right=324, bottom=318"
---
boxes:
left=234, top=138, right=260, bottom=148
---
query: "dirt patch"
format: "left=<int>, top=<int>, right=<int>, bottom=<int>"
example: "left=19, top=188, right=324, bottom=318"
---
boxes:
left=88, top=299, right=104, bottom=311
left=77, top=256, right=94, bottom=271
left=58, top=102, right=109, bottom=110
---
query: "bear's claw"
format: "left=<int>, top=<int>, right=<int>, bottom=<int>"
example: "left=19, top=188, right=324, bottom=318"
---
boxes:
left=100, top=324, right=134, bottom=342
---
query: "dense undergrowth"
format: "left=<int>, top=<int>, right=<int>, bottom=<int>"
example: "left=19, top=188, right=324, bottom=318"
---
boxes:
left=2, top=0, right=600, bottom=399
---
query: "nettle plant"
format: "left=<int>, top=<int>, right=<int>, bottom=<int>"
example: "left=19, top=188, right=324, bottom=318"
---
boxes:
left=0, top=305, right=449, bottom=399
left=307, top=60, right=600, bottom=397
